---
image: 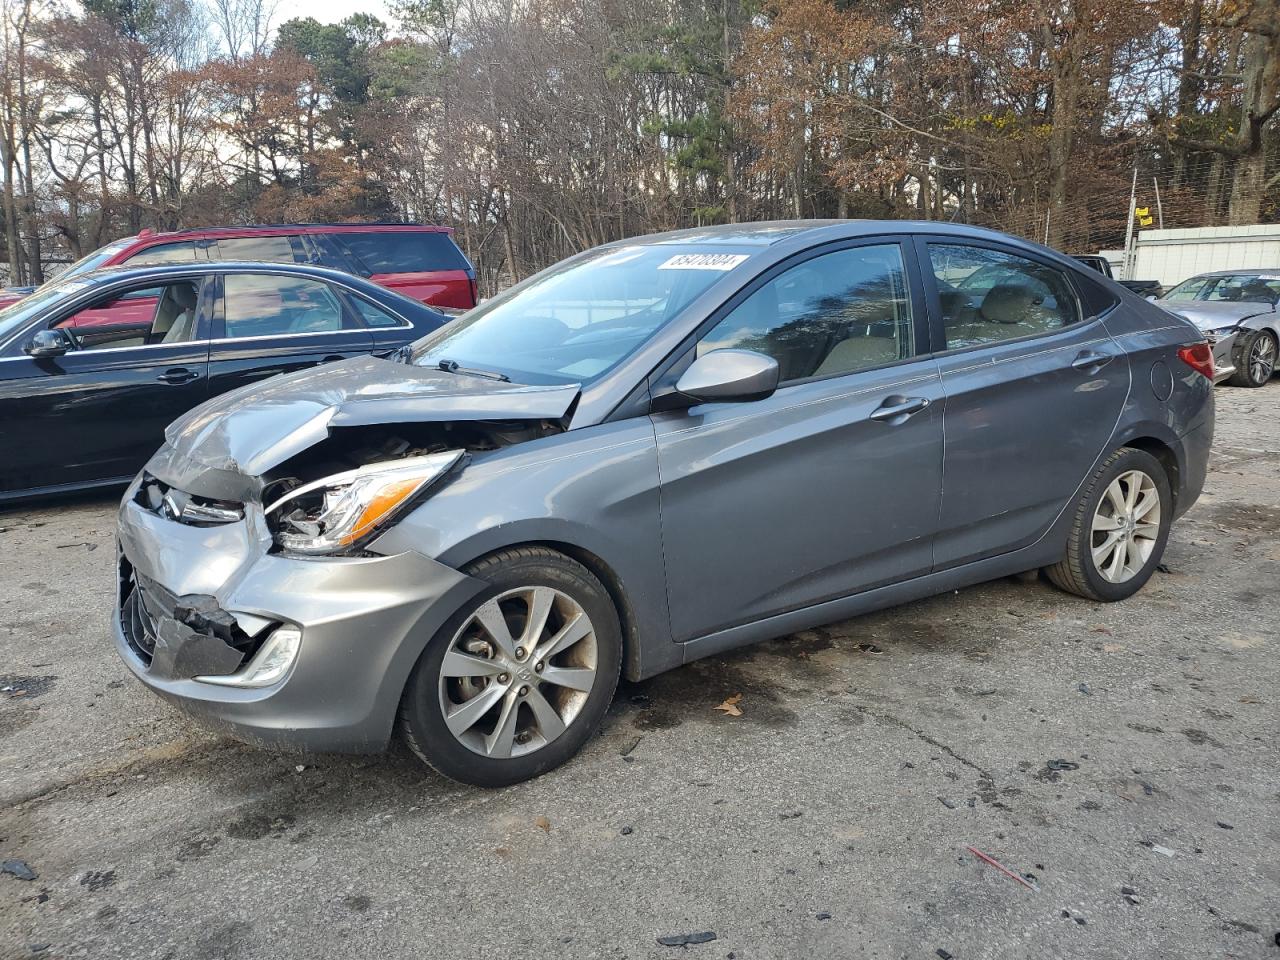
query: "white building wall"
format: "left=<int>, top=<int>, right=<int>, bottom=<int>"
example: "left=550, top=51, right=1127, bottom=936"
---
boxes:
left=1108, top=225, right=1280, bottom=287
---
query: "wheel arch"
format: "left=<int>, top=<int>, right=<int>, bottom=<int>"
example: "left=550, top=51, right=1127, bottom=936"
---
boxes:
left=437, top=524, right=661, bottom=683
left=1117, top=433, right=1181, bottom=512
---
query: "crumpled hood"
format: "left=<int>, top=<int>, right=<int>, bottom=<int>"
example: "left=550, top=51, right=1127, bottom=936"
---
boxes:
left=1155, top=299, right=1275, bottom=331
left=149, top=355, right=580, bottom=500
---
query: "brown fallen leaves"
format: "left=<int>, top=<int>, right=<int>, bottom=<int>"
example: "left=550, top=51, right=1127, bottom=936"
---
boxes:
left=534, top=815, right=551, bottom=832
left=715, top=693, right=743, bottom=717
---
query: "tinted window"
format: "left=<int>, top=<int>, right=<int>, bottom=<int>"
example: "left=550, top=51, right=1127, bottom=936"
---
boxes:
left=222, top=275, right=349, bottom=338
left=216, top=235, right=302, bottom=264
left=54, top=280, right=202, bottom=350
left=699, top=244, right=914, bottom=382
left=125, top=241, right=202, bottom=267
left=350, top=295, right=407, bottom=328
left=929, top=244, right=1081, bottom=349
left=335, top=231, right=469, bottom=274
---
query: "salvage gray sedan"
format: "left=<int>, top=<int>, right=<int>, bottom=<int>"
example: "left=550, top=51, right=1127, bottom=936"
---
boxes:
left=1156, top=270, right=1279, bottom=387
left=113, top=221, right=1215, bottom=786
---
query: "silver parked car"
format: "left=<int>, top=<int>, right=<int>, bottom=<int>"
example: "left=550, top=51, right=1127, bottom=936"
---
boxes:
left=113, top=221, right=1215, bottom=786
left=1156, top=270, right=1279, bottom=387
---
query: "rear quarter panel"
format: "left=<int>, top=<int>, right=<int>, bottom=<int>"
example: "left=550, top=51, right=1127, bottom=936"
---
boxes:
left=1100, top=294, right=1215, bottom=516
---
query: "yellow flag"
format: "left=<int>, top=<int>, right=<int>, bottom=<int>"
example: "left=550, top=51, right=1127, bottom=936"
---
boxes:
left=1135, top=206, right=1149, bottom=217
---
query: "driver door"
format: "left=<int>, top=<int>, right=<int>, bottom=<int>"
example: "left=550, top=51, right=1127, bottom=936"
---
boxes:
left=0, top=278, right=212, bottom=494
left=651, top=239, right=944, bottom=643
left=205, top=271, right=374, bottom=399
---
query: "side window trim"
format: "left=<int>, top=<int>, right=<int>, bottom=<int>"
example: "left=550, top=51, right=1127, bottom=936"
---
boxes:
left=911, top=235, right=1090, bottom=356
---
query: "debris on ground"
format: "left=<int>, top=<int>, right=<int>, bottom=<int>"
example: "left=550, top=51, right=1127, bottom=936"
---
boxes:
left=1078, top=682, right=1093, bottom=696
left=1149, top=844, right=1176, bottom=858
left=1061, top=909, right=1087, bottom=926
left=936, top=950, right=954, bottom=959
left=2, top=859, right=37, bottom=881
left=816, top=912, right=831, bottom=920
left=620, top=736, right=642, bottom=757
left=534, top=815, right=551, bottom=832
left=1215, top=821, right=1234, bottom=830
left=714, top=694, right=743, bottom=717
left=856, top=643, right=884, bottom=654
left=938, top=797, right=958, bottom=810
left=620, top=826, right=633, bottom=836
left=657, top=931, right=717, bottom=947
left=964, top=846, right=1039, bottom=891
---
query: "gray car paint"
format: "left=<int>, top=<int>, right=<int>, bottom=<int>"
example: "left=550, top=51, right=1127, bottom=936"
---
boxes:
left=1153, top=297, right=1279, bottom=383
left=114, top=220, right=1215, bottom=755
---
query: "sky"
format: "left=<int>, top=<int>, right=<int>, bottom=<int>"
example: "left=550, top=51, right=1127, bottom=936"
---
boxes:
left=271, top=0, right=390, bottom=26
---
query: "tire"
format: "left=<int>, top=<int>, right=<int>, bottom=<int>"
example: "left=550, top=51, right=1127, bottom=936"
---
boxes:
left=1045, top=447, right=1172, bottom=602
left=1227, top=329, right=1277, bottom=388
left=397, top=546, right=622, bottom=787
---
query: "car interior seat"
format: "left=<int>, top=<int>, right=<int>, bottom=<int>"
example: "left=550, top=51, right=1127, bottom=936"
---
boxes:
left=153, top=283, right=199, bottom=343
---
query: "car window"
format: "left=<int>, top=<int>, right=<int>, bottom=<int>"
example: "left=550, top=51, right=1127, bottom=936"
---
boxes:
left=697, top=244, right=915, bottom=383
left=222, top=274, right=350, bottom=338
left=53, top=280, right=202, bottom=351
left=928, top=244, right=1081, bottom=349
left=412, top=243, right=746, bottom=384
left=124, top=241, right=203, bottom=267
left=1165, top=274, right=1280, bottom=304
left=333, top=231, right=469, bottom=274
left=349, top=295, right=408, bottom=328
left=216, top=235, right=303, bottom=264
left=56, top=237, right=134, bottom=280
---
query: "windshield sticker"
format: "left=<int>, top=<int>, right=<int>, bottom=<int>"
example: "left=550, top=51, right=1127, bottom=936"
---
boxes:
left=657, top=253, right=749, bottom=271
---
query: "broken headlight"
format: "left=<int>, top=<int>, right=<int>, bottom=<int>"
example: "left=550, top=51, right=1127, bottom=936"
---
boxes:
left=265, top=450, right=464, bottom=556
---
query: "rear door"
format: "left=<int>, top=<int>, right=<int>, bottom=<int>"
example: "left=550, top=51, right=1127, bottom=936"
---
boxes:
left=323, top=230, right=476, bottom=309
left=205, top=271, right=374, bottom=399
left=651, top=238, right=944, bottom=642
left=918, top=238, right=1131, bottom=569
left=0, top=277, right=212, bottom=494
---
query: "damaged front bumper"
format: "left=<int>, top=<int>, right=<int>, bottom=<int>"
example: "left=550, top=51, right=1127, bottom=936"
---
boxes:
left=113, top=477, right=484, bottom=753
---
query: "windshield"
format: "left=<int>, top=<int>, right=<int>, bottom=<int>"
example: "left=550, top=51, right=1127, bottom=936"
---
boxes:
left=1164, top=273, right=1280, bottom=305
left=0, top=276, right=96, bottom=344
left=56, top=238, right=134, bottom=282
left=411, top=244, right=753, bottom=384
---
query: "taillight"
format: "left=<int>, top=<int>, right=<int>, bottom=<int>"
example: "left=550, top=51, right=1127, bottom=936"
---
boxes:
left=1177, top=342, right=1215, bottom=380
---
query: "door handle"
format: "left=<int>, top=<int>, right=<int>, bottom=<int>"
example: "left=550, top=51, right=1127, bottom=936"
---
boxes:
left=869, top=395, right=931, bottom=423
left=157, top=367, right=199, bottom=385
left=1071, top=350, right=1115, bottom=372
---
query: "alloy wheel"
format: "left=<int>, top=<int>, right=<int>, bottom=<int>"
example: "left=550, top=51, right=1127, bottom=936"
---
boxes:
left=1090, top=469, right=1161, bottom=584
left=437, top=586, right=598, bottom=759
left=1248, top=333, right=1276, bottom=384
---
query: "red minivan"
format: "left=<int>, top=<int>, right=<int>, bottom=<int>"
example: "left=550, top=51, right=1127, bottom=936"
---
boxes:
left=0, top=223, right=477, bottom=315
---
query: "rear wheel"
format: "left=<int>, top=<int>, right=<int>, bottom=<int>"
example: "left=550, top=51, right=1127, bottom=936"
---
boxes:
left=1046, top=447, right=1172, bottom=602
left=1228, top=329, right=1277, bottom=388
left=398, top=547, right=622, bottom=787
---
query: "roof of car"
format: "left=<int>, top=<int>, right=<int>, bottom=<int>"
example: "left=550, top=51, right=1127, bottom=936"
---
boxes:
left=64, top=261, right=428, bottom=307
left=1188, top=268, right=1280, bottom=277
left=125, top=222, right=453, bottom=243
left=627, top=219, right=1059, bottom=251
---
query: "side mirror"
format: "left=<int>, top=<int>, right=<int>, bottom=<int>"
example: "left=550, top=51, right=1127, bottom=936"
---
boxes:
left=24, top=328, right=72, bottom=358
left=674, top=349, right=780, bottom=405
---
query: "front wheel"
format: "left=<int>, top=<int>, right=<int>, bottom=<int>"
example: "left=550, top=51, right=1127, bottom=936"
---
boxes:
left=1228, top=329, right=1277, bottom=388
left=398, top=547, right=622, bottom=787
left=1046, top=447, right=1172, bottom=602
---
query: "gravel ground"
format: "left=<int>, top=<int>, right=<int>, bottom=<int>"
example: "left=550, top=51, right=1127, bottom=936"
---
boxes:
left=1, top=382, right=1278, bottom=960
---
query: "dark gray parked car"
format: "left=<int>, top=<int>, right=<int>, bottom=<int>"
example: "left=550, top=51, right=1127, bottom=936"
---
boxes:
left=113, top=221, right=1215, bottom=786
left=1154, top=269, right=1279, bottom=387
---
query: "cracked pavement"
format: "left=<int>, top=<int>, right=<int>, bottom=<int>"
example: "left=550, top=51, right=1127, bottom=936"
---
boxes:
left=1, top=383, right=1278, bottom=959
